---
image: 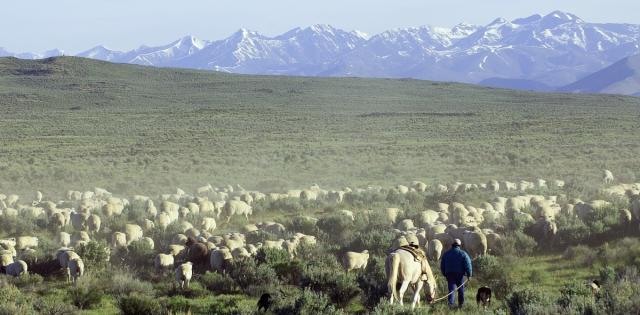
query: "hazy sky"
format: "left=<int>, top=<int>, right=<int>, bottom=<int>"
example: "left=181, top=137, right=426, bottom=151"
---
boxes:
left=3, top=0, right=639, bottom=53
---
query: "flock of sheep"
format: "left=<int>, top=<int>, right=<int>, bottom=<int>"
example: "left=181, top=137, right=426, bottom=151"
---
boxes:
left=1, top=169, right=637, bottom=301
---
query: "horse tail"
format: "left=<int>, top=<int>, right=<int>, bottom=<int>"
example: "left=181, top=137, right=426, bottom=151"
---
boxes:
left=388, top=253, right=401, bottom=303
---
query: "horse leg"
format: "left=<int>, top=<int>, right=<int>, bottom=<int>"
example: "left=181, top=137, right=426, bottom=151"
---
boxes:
left=410, top=283, right=419, bottom=308
left=412, top=281, right=424, bottom=309
left=398, top=280, right=410, bottom=306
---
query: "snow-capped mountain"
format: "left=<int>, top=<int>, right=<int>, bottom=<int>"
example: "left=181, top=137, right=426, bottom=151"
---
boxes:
left=3, top=11, right=640, bottom=92
left=171, top=25, right=369, bottom=75
left=74, top=24, right=368, bottom=75
left=77, top=45, right=124, bottom=62
left=77, top=35, right=209, bottom=67
left=330, top=11, right=640, bottom=87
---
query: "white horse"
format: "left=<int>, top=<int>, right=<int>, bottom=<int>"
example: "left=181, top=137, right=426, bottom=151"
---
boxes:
left=386, top=249, right=437, bottom=309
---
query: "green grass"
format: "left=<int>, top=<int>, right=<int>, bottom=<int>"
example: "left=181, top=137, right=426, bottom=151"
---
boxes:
left=0, top=57, right=639, bottom=196
left=384, top=254, right=601, bottom=314
left=78, top=295, right=118, bottom=315
left=508, top=254, right=595, bottom=292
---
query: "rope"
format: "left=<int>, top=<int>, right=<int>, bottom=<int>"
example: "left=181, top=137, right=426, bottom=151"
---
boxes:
left=430, top=279, right=469, bottom=304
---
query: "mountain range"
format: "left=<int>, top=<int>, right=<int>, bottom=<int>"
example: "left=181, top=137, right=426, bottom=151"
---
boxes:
left=1, top=11, right=639, bottom=95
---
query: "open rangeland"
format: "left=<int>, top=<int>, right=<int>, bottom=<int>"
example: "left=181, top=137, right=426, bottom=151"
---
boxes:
left=1, top=57, right=639, bottom=196
left=0, top=57, right=639, bottom=315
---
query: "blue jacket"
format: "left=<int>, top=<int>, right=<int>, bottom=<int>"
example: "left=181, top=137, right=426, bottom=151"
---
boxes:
left=440, top=246, right=472, bottom=277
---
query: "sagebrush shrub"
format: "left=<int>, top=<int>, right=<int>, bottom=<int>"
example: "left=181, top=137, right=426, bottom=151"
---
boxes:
left=200, top=271, right=238, bottom=294
left=557, top=281, right=594, bottom=312
left=274, top=289, right=343, bottom=315
left=76, top=241, right=110, bottom=271
left=118, top=294, right=162, bottom=315
left=228, top=258, right=280, bottom=294
left=317, top=214, right=355, bottom=244
left=117, top=239, right=155, bottom=269
left=33, top=296, right=77, bottom=315
left=499, top=231, right=537, bottom=256
left=563, top=245, right=597, bottom=267
left=357, top=256, right=388, bottom=309
left=201, top=296, right=250, bottom=315
left=12, top=273, right=44, bottom=290
left=599, top=266, right=616, bottom=285
left=256, top=247, right=290, bottom=267
left=348, top=224, right=395, bottom=257
left=163, top=295, right=192, bottom=314
left=0, top=281, right=36, bottom=315
left=474, top=255, right=513, bottom=298
left=108, top=272, right=155, bottom=296
left=506, top=288, right=550, bottom=315
left=288, top=215, right=319, bottom=235
left=300, top=265, right=360, bottom=307
left=267, top=198, right=303, bottom=213
left=0, top=283, right=23, bottom=305
left=596, top=268, right=640, bottom=315
left=556, top=213, right=590, bottom=246
left=67, top=275, right=103, bottom=310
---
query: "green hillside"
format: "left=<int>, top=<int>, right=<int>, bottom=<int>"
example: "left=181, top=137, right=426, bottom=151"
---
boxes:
left=1, top=56, right=639, bottom=195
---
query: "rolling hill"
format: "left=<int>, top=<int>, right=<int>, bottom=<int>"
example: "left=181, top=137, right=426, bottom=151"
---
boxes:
left=0, top=56, right=639, bottom=196
left=559, top=54, right=640, bottom=95
left=478, top=78, right=553, bottom=92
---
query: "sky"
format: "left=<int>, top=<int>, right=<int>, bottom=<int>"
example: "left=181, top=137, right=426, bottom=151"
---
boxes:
left=2, top=0, right=639, bottom=54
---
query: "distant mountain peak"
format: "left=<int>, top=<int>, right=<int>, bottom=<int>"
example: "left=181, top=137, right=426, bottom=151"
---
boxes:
left=452, top=22, right=480, bottom=30
left=546, top=10, right=582, bottom=22
left=227, top=28, right=265, bottom=44
left=94, top=45, right=112, bottom=50
left=309, top=24, right=337, bottom=33
left=512, top=14, right=543, bottom=25
left=351, top=30, right=369, bottom=40
left=281, top=24, right=368, bottom=40
left=236, top=28, right=259, bottom=37
left=488, top=17, right=508, bottom=27
left=178, top=34, right=199, bottom=42
left=450, top=23, right=481, bottom=38
left=43, top=49, right=65, bottom=57
left=174, top=35, right=207, bottom=49
left=540, top=10, right=583, bottom=28
left=3, top=12, right=639, bottom=95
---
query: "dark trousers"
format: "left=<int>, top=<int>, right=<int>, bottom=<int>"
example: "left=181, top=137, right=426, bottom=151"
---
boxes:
left=446, top=273, right=465, bottom=306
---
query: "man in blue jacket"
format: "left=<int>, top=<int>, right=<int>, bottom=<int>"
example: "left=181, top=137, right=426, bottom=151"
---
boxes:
left=440, top=238, right=472, bottom=308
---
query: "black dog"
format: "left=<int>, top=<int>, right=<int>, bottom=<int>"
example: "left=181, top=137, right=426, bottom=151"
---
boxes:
left=257, top=293, right=272, bottom=312
left=476, top=286, right=492, bottom=309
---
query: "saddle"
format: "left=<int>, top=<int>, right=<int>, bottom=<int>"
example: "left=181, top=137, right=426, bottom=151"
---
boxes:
left=399, top=245, right=427, bottom=262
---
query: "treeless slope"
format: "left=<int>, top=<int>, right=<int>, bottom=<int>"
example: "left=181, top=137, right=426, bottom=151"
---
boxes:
left=559, top=54, right=640, bottom=96
left=0, top=56, right=639, bottom=195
